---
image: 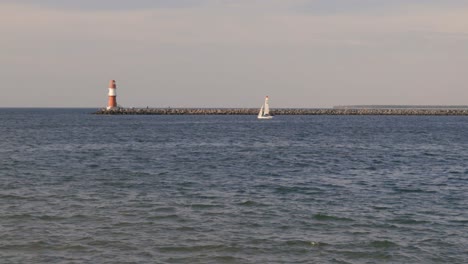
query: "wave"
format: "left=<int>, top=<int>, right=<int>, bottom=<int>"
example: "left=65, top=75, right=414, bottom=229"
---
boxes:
left=368, top=240, right=399, bottom=248
left=313, top=213, right=354, bottom=222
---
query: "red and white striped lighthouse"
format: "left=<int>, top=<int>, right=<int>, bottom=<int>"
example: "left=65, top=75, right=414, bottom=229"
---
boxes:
left=106, top=80, right=117, bottom=110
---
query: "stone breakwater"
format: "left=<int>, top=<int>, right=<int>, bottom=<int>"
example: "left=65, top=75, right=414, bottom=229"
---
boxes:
left=94, top=108, right=468, bottom=115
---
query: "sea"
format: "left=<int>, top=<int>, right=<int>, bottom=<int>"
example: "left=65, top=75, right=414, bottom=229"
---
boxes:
left=0, top=108, right=467, bottom=264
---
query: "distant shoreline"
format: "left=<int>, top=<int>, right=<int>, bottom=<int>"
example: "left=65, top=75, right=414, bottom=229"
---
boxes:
left=94, top=107, right=468, bottom=115
left=334, top=105, right=468, bottom=109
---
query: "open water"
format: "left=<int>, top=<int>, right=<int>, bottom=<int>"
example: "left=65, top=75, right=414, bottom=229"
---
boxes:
left=0, top=108, right=467, bottom=263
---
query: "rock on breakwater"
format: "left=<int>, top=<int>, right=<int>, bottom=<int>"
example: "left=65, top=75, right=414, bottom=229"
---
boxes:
left=94, top=108, right=468, bottom=115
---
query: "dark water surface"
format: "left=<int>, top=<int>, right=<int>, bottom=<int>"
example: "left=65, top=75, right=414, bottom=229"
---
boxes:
left=1, top=108, right=467, bottom=263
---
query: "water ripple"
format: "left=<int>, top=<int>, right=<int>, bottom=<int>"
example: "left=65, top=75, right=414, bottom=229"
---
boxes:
left=1, top=110, right=467, bottom=263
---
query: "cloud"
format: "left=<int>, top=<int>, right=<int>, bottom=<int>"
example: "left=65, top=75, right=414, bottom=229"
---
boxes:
left=296, top=0, right=468, bottom=15
left=0, top=0, right=203, bottom=11
left=4, top=1, right=468, bottom=47
left=6, top=0, right=466, bottom=14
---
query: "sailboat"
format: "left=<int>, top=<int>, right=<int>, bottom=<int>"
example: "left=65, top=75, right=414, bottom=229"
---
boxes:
left=258, top=96, right=273, bottom=119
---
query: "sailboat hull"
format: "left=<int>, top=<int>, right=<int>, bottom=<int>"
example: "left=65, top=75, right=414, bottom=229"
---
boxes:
left=258, top=116, right=273, bottom=119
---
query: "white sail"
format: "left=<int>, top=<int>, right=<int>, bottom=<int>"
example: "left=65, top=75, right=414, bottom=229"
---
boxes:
left=258, top=105, right=264, bottom=118
left=264, top=96, right=270, bottom=115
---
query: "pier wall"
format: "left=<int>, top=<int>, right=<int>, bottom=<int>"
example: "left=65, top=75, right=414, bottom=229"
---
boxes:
left=94, top=108, right=468, bottom=115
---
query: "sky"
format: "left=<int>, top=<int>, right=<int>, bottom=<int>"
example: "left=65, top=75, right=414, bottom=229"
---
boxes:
left=1, top=0, right=468, bottom=108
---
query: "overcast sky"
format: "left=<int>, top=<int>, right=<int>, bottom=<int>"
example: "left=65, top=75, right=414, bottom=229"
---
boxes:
left=1, top=0, right=468, bottom=107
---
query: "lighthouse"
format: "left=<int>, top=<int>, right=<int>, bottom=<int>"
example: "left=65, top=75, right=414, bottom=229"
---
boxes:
left=106, top=80, right=117, bottom=110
